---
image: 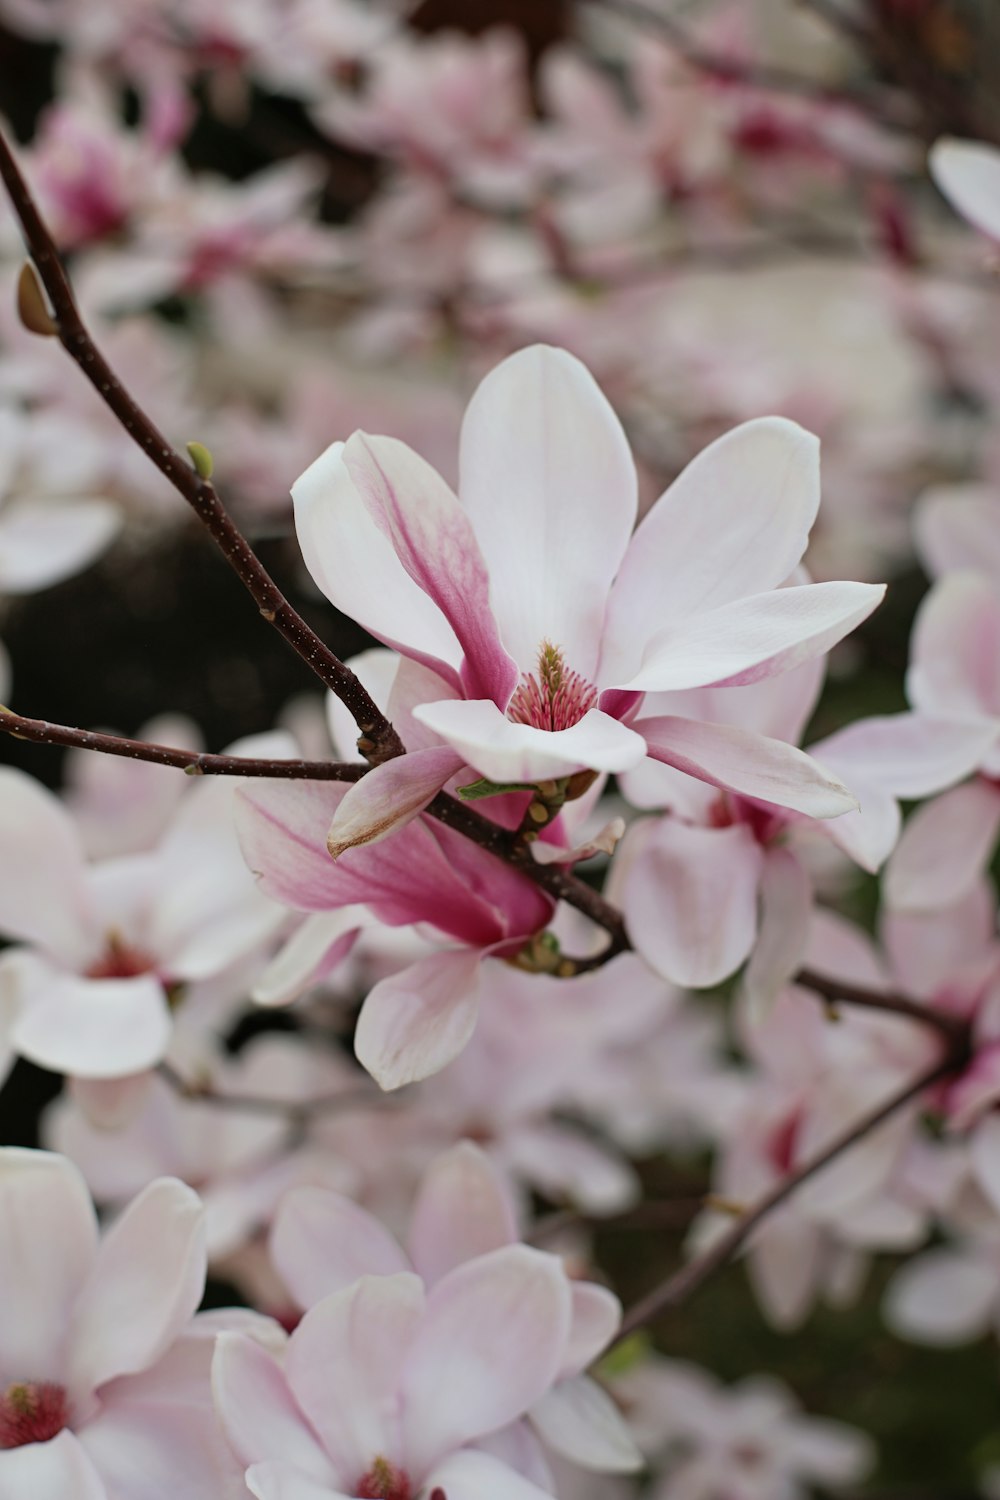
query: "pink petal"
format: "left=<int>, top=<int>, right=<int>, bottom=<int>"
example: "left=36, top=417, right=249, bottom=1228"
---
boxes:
left=285, top=1275, right=424, bottom=1484
left=245, top=1466, right=348, bottom=1500
left=424, top=1449, right=556, bottom=1500
left=413, top=699, right=647, bottom=782
left=914, top=483, right=1000, bottom=583
left=0, top=1150, right=98, bottom=1380
left=530, top=1375, right=643, bottom=1473
left=354, top=949, right=484, bottom=1090
left=562, top=1283, right=622, bottom=1378
left=0, top=768, right=95, bottom=963
left=885, top=1248, right=999, bottom=1344
left=884, top=780, right=1000, bottom=910
left=69, top=1177, right=205, bottom=1395
left=623, top=820, right=763, bottom=987
left=0, top=498, right=119, bottom=595
left=459, top=346, right=637, bottom=680
left=810, top=712, right=997, bottom=798
left=741, top=847, right=812, bottom=1023
left=235, top=781, right=506, bottom=945
left=252, top=910, right=369, bottom=1008
left=344, top=434, right=517, bottom=703
left=271, top=1188, right=409, bottom=1310
left=408, top=1142, right=517, bottom=1283
left=292, top=441, right=463, bottom=686
left=12, top=975, right=173, bottom=1079
left=212, top=1332, right=335, bottom=1479
left=326, top=747, right=465, bottom=857
left=601, top=418, right=820, bottom=685
left=401, top=1245, right=572, bottom=1475
left=929, top=137, right=1000, bottom=241
left=908, top=572, right=1000, bottom=721
left=614, top=581, right=885, bottom=693
left=637, top=715, right=857, bottom=817
left=0, top=1431, right=106, bottom=1500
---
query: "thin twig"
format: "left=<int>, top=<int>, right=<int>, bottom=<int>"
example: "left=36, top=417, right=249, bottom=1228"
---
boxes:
left=797, top=966, right=968, bottom=1041
left=617, top=1048, right=966, bottom=1337
left=0, top=707, right=368, bottom=781
left=0, top=129, right=402, bottom=763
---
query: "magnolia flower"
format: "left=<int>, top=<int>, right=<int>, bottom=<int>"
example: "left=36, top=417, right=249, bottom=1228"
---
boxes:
left=613, top=658, right=904, bottom=995
left=270, top=1141, right=641, bottom=1476
left=213, top=1244, right=577, bottom=1500
left=0, top=1147, right=245, bottom=1498
left=612, top=1355, right=873, bottom=1500
left=930, top=137, right=1000, bottom=243
left=0, top=749, right=285, bottom=1098
left=292, top=345, right=881, bottom=860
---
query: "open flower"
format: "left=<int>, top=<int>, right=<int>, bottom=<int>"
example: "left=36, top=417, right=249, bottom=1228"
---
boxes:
left=292, top=345, right=882, bottom=857
left=270, top=1141, right=641, bottom=1477
left=213, top=1244, right=575, bottom=1500
left=0, top=1147, right=247, bottom=1499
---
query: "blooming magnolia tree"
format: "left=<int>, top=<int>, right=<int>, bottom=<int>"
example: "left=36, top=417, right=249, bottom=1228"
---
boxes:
left=2, top=2, right=1000, bottom=1497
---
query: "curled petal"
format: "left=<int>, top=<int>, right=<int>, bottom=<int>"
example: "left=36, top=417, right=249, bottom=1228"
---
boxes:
left=354, top=949, right=484, bottom=1090
left=637, top=715, right=857, bottom=818
left=414, top=698, right=647, bottom=782
left=326, top=747, right=464, bottom=857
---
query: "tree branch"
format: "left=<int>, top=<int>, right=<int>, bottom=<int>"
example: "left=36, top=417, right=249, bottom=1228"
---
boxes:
left=0, top=128, right=403, bottom=763
left=797, top=965, right=968, bottom=1041
left=0, top=707, right=369, bottom=781
left=617, top=1046, right=967, bottom=1337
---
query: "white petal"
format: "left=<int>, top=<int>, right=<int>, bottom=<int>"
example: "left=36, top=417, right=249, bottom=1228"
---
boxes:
left=883, top=781, right=1000, bottom=910
left=12, top=975, right=172, bottom=1079
left=271, top=1187, right=409, bottom=1310
left=602, top=417, right=819, bottom=683
left=885, top=1248, right=999, bottom=1344
left=354, top=949, right=483, bottom=1090
left=413, top=698, right=647, bottom=782
left=530, top=1376, right=643, bottom=1473
left=0, top=1431, right=107, bottom=1500
left=459, top=345, right=637, bottom=678
left=930, top=137, right=1000, bottom=241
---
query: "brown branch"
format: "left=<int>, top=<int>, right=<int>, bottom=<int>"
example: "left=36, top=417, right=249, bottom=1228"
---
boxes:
left=797, top=966, right=968, bottom=1042
left=0, top=707, right=369, bottom=781
left=0, top=129, right=402, bottom=763
left=617, top=1046, right=967, bottom=1337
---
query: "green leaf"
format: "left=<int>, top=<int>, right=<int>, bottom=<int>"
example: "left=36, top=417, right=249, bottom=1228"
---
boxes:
left=457, top=777, right=535, bottom=801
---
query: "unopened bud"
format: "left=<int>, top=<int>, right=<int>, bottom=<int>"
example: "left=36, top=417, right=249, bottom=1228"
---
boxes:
left=186, top=440, right=214, bottom=479
left=17, top=262, right=57, bottom=336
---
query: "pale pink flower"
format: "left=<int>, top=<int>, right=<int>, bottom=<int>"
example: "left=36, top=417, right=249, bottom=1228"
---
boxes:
left=0, top=1147, right=244, bottom=1498
left=0, top=749, right=285, bottom=1093
left=271, top=1141, right=641, bottom=1475
left=613, top=1355, right=873, bottom=1500
left=213, top=1244, right=576, bottom=1500
left=612, top=658, right=904, bottom=994
left=881, top=570, right=1000, bottom=910
left=45, top=1033, right=362, bottom=1263
left=291, top=345, right=880, bottom=862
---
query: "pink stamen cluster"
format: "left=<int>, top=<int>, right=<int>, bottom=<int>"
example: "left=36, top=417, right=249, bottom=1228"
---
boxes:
left=86, top=934, right=155, bottom=980
left=0, top=1381, right=69, bottom=1449
left=357, top=1457, right=412, bottom=1500
left=507, top=641, right=598, bottom=733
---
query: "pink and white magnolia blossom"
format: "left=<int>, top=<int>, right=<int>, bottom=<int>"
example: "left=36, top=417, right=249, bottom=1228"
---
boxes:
left=611, top=657, right=905, bottom=993
left=290, top=344, right=882, bottom=861
left=271, top=1141, right=642, bottom=1476
left=611, top=1354, right=873, bottom=1500
left=213, top=1242, right=580, bottom=1500
left=0, top=1147, right=250, bottom=1498
left=45, top=1032, right=363, bottom=1263
left=0, top=745, right=285, bottom=1100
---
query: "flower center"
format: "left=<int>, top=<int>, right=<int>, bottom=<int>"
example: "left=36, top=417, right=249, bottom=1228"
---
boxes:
left=0, top=1382, right=69, bottom=1449
left=357, top=1456, right=411, bottom=1500
left=85, top=932, right=155, bottom=980
left=507, top=641, right=598, bottom=733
